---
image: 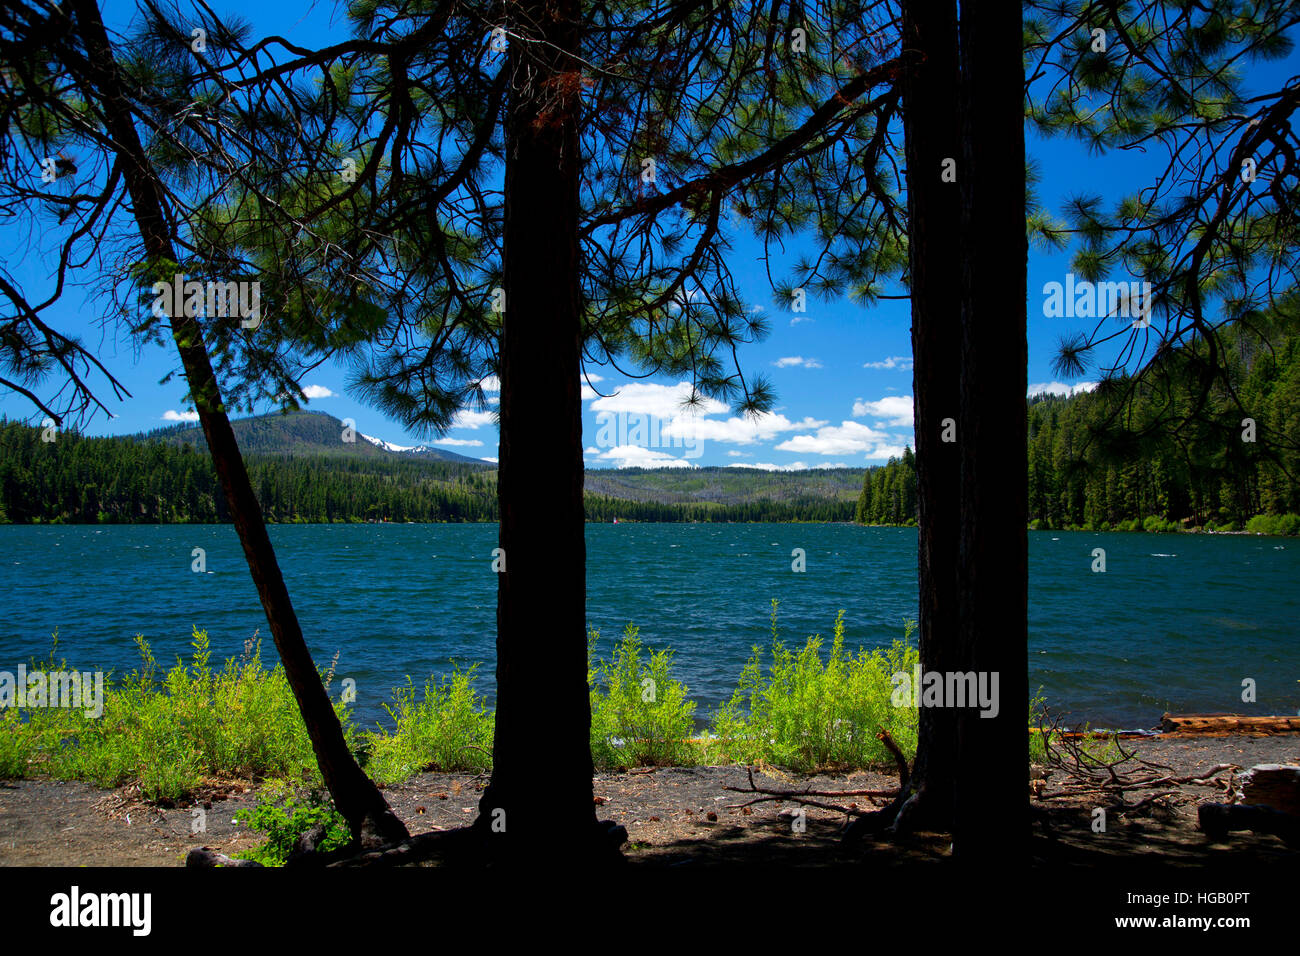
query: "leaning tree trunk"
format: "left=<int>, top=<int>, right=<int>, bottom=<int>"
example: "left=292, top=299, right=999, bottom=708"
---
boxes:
left=953, top=1, right=1030, bottom=861
left=68, top=0, right=407, bottom=848
left=893, top=0, right=964, bottom=834
left=476, top=0, right=612, bottom=859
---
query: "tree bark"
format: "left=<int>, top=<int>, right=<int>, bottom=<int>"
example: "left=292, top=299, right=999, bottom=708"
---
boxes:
left=894, top=0, right=963, bottom=834
left=67, top=0, right=407, bottom=848
left=476, top=0, right=612, bottom=859
left=954, top=1, right=1030, bottom=861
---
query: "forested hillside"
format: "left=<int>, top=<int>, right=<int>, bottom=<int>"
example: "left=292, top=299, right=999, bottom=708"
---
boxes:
left=147, top=410, right=489, bottom=464
left=0, top=418, right=861, bottom=523
left=9, top=322, right=1300, bottom=531
left=855, top=322, right=1300, bottom=532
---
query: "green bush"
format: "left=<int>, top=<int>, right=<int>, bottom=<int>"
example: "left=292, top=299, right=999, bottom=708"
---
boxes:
left=3, top=629, right=341, bottom=800
left=1142, top=515, right=1179, bottom=533
left=362, top=667, right=495, bottom=784
left=0, top=709, right=34, bottom=778
left=234, top=781, right=350, bottom=866
left=5, top=610, right=1052, bottom=796
left=709, top=602, right=919, bottom=771
left=1246, top=512, right=1300, bottom=535
left=588, top=624, right=698, bottom=769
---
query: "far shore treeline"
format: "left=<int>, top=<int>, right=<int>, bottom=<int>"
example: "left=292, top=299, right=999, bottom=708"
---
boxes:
left=5, top=332, right=1300, bottom=531
left=0, top=413, right=860, bottom=524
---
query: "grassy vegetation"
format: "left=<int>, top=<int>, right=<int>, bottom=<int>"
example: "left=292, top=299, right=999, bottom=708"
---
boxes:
left=1, top=629, right=336, bottom=800
left=0, top=608, right=971, bottom=862
left=362, top=668, right=495, bottom=784
left=1244, top=512, right=1300, bottom=535
left=2, top=607, right=924, bottom=790
left=709, top=602, right=919, bottom=770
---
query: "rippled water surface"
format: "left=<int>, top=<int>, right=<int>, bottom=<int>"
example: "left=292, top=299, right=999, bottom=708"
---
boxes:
left=2, top=523, right=1296, bottom=729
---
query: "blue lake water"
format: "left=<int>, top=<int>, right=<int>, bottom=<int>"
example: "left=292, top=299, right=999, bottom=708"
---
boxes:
left=1, top=523, right=1296, bottom=730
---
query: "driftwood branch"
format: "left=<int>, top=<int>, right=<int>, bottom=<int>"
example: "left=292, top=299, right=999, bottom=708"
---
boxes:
left=1035, top=707, right=1240, bottom=805
left=721, top=765, right=896, bottom=816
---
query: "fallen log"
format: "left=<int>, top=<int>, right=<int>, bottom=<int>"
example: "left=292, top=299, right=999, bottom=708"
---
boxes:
left=1198, top=803, right=1300, bottom=848
left=1160, top=713, right=1300, bottom=735
left=1239, top=764, right=1300, bottom=817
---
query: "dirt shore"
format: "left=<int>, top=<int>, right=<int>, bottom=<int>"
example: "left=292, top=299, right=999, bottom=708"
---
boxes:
left=1, top=734, right=1296, bottom=867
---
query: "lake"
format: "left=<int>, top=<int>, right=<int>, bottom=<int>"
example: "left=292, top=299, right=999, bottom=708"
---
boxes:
left=1, top=523, right=1296, bottom=730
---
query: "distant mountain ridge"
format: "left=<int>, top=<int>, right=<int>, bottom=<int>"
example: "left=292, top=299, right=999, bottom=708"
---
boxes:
left=131, top=410, right=869, bottom=512
left=142, top=410, right=493, bottom=466
left=2, top=413, right=868, bottom=523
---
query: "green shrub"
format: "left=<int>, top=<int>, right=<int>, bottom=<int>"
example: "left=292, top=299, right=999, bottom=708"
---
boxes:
left=709, top=602, right=919, bottom=771
left=7, top=629, right=340, bottom=800
left=0, top=709, right=34, bottom=778
left=1246, top=512, right=1300, bottom=535
left=588, top=624, right=698, bottom=768
left=362, top=667, right=494, bottom=784
left=1142, top=515, right=1178, bottom=533
left=234, top=781, right=350, bottom=866
left=1028, top=689, right=1048, bottom=764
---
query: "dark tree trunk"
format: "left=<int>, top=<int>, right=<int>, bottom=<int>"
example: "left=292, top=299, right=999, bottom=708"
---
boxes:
left=894, top=0, right=963, bottom=834
left=68, top=0, right=407, bottom=848
left=954, top=2, right=1030, bottom=861
left=477, top=0, right=610, bottom=858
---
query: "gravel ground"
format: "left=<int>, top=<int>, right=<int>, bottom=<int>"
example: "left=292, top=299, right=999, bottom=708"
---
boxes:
left=0, top=734, right=1296, bottom=867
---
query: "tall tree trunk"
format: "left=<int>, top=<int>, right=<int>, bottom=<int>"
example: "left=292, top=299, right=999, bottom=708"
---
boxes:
left=954, top=1, right=1030, bottom=861
left=477, top=0, right=611, bottom=858
left=68, top=0, right=407, bottom=848
left=894, top=0, right=963, bottom=833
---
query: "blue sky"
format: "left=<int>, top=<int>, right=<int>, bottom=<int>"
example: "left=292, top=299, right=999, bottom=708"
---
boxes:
left=3, top=3, right=1295, bottom=469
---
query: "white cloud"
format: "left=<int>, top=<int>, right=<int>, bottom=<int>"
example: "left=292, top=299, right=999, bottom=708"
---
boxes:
left=483, top=456, right=499, bottom=464
left=586, top=445, right=695, bottom=469
left=163, top=410, right=199, bottom=423
left=863, top=355, right=913, bottom=370
left=661, top=412, right=827, bottom=446
left=776, top=420, right=895, bottom=456
left=866, top=444, right=908, bottom=461
left=433, top=438, right=484, bottom=447
left=852, top=395, right=914, bottom=427
left=301, top=384, right=336, bottom=400
left=773, top=356, right=823, bottom=369
left=789, top=315, right=813, bottom=326
left=726, top=450, right=747, bottom=458
left=453, top=409, right=497, bottom=429
left=1027, top=381, right=1098, bottom=398
left=588, top=381, right=728, bottom=418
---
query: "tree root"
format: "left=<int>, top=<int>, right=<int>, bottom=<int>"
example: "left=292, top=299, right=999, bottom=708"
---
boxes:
left=841, top=728, right=913, bottom=843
